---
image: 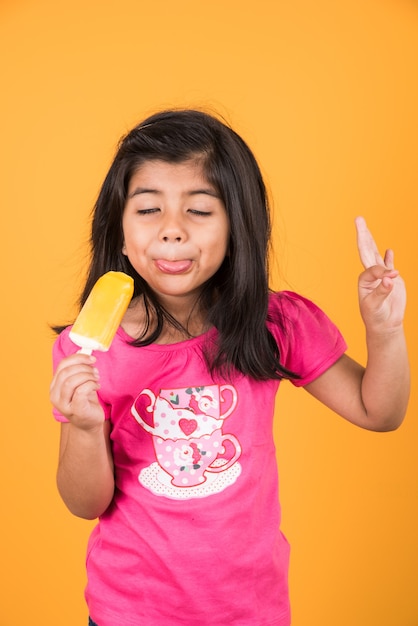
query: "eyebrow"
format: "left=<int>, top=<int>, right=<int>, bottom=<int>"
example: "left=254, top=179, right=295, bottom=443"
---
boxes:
left=127, top=187, right=220, bottom=199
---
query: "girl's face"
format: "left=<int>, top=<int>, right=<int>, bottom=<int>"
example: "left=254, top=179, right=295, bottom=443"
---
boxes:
left=122, top=159, right=230, bottom=313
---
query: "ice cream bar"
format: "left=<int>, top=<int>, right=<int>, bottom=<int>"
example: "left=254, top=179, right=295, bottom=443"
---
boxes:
left=69, top=271, right=134, bottom=353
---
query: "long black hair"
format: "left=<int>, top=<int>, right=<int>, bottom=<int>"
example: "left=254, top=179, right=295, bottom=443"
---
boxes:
left=69, top=109, right=296, bottom=381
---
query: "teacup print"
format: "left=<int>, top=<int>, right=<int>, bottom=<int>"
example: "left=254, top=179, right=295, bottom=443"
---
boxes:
left=131, top=385, right=242, bottom=499
left=152, top=428, right=241, bottom=487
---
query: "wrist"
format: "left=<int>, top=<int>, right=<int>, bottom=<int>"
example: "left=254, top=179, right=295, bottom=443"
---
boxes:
left=67, top=419, right=107, bottom=441
left=365, top=324, right=406, bottom=354
left=365, top=322, right=404, bottom=339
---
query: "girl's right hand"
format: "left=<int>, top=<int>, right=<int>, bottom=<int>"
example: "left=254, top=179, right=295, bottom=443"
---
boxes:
left=50, top=353, right=105, bottom=430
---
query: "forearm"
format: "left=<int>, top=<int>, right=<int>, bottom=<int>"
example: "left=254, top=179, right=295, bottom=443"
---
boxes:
left=362, top=326, right=410, bottom=430
left=57, top=421, right=115, bottom=519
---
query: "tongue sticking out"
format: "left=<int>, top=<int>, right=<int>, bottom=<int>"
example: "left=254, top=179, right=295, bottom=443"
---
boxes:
left=155, top=259, right=193, bottom=274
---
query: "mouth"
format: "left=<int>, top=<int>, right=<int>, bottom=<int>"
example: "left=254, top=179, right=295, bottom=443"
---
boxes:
left=154, top=259, right=193, bottom=274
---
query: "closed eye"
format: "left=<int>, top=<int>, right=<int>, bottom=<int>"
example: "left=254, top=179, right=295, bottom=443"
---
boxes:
left=188, top=209, right=212, bottom=216
left=136, top=208, right=160, bottom=215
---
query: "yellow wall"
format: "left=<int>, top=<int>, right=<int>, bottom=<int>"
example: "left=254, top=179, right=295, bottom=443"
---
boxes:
left=1, top=1, right=417, bottom=624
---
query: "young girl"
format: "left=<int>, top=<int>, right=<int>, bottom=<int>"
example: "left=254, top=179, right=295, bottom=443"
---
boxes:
left=50, top=109, right=409, bottom=626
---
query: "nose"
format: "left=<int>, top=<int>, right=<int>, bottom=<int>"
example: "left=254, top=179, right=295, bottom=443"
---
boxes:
left=162, top=233, right=182, bottom=243
left=159, top=213, right=187, bottom=243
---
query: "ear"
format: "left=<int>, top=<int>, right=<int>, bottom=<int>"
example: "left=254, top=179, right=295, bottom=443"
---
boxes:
left=122, top=242, right=127, bottom=255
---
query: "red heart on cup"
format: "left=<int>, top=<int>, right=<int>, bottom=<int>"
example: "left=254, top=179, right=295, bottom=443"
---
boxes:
left=179, top=418, right=198, bottom=436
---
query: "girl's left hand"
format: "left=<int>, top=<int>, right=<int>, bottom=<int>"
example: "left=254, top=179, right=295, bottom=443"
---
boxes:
left=355, top=216, right=406, bottom=333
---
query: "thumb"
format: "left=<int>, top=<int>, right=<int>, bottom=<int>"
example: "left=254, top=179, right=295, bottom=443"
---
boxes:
left=359, top=265, right=398, bottom=295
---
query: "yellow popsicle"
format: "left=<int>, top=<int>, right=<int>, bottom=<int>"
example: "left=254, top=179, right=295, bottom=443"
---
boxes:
left=69, top=271, right=134, bottom=353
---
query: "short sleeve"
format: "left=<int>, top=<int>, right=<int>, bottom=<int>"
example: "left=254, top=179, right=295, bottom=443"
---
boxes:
left=267, top=291, right=347, bottom=387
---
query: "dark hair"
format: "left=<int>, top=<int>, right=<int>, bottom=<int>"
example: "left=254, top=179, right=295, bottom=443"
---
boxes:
left=71, top=109, right=296, bottom=380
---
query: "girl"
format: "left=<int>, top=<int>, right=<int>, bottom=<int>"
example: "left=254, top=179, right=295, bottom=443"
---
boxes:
left=50, top=109, right=409, bottom=626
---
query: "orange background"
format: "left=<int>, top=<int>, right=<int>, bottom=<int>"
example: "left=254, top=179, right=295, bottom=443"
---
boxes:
left=1, top=1, right=417, bottom=624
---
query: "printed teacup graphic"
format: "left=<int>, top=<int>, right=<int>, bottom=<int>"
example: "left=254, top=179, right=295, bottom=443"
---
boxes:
left=131, top=385, right=242, bottom=488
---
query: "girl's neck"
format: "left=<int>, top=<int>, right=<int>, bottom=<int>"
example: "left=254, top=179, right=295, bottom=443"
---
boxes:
left=121, top=295, right=209, bottom=345
left=154, top=322, right=208, bottom=344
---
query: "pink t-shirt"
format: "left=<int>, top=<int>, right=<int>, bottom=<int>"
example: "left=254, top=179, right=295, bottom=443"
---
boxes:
left=52, top=291, right=347, bottom=626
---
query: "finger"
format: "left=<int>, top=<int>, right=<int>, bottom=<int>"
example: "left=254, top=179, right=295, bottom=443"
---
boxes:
left=51, top=362, right=99, bottom=394
left=355, top=216, right=385, bottom=269
left=52, top=378, right=101, bottom=419
left=366, top=276, right=396, bottom=306
left=53, top=353, right=96, bottom=376
left=359, top=264, right=398, bottom=286
left=50, top=366, right=100, bottom=408
left=383, top=248, right=395, bottom=270
left=70, top=379, right=101, bottom=406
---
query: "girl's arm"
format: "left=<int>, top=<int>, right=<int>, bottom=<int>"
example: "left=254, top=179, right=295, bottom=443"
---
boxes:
left=50, top=353, right=115, bottom=519
left=305, top=217, right=410, bottom=432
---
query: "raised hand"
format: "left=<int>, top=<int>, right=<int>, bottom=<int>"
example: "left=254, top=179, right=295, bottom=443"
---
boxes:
left=355, top=216, right=406, bottom=333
